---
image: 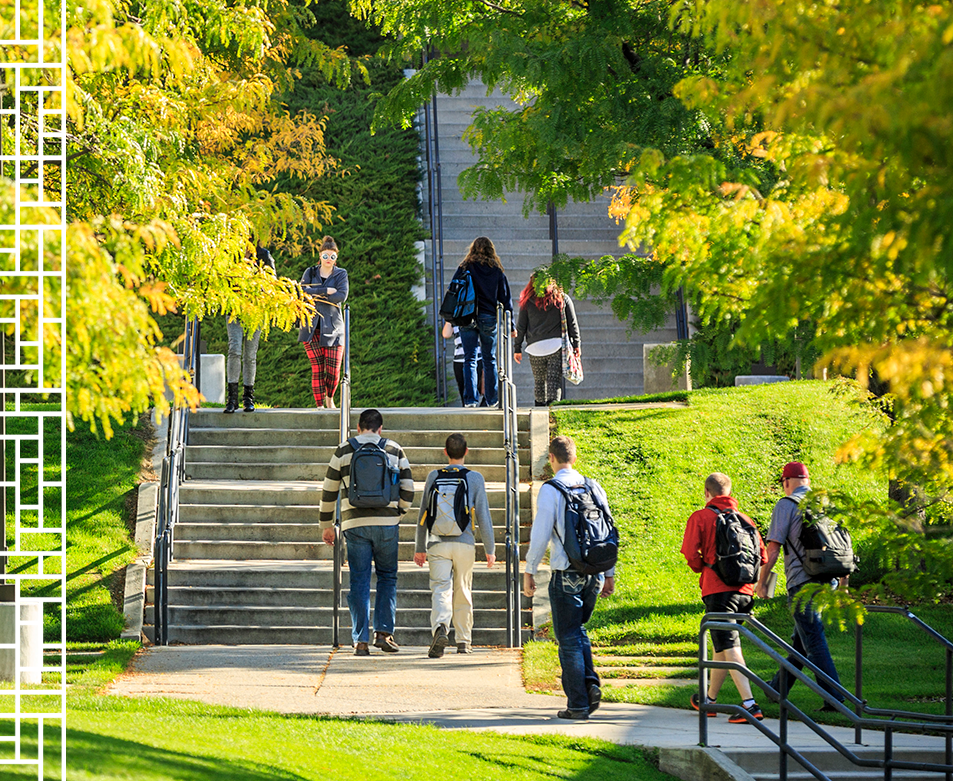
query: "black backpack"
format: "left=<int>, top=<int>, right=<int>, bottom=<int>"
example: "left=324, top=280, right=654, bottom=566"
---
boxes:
left=347, top=437, right=401, bottom=508
left=422, top=468, right=471, bottom=536
left=439, top=269, right=477, bottom=327
left=707, top=506, right=762, bottom=587
left=546, top=478, right=619, bottom=575
left=785, top=494, right=858, bottom=580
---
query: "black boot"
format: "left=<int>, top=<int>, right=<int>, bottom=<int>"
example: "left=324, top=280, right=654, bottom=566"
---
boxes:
left=224, top=382, right=239, bottom=414
left=242, top=384, right=255, bottom=412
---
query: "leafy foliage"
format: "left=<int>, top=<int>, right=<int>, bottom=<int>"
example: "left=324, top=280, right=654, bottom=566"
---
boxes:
left=159, top=7, right=434, bottom=408
left=1, top=0, right=378, bottom=435
left=355, top=0, right=719, bottom=213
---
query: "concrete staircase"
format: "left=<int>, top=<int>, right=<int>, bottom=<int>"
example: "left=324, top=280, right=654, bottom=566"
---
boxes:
left=720, top=745, right=949, bottom=781
left=421, top=80, right=680, bottom=405
left=144, top=407, right=544, bottom=646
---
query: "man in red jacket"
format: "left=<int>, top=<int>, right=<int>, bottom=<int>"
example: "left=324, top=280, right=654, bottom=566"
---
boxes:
left=681, top=472, right=768, bottom=723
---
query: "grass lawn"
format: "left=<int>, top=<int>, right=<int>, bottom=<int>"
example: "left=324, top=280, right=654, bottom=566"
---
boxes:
left=528, top=381, right=953, bottom=724
left=0, top=647, right=673, bottom=781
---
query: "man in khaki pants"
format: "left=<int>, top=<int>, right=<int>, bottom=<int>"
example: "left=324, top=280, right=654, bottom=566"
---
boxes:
left=414, top=433, right=496, bottom=657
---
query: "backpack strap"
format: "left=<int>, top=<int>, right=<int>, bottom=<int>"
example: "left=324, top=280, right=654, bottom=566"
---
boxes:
left=702, top=504, right=725, bottom=570
left=780, top=493, right=807, bottom=566
left=544, top=478, right=576, bottom=548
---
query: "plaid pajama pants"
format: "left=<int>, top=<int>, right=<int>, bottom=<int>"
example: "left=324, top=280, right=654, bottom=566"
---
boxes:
left=303, top=340, right=344, bottom=405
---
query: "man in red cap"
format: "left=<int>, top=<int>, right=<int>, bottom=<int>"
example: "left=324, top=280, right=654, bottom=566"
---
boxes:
left=756, top=462, right=847, bottom=711
left=681, top=472, right=767, bottom=723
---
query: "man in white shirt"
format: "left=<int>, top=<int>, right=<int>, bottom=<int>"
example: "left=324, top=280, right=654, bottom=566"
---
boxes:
left=523, top=435, right=615, bottom=720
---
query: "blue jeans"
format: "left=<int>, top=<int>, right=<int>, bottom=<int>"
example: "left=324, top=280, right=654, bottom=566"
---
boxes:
left=460, top=314, right=499, bottom=407
left=549, top=570, right=603, bottom=712
left=770, top=581, right=844, bottom=702
left=344, top=525, right=399, bottom=644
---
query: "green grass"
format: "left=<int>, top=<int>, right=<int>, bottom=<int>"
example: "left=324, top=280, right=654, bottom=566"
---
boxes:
left=6, top=403, right=147, bottom=642
left=531, top=381, right=953, bottom=722
left=552, top=390, right=689, bottom=406
left=13, top=646, right=674, bottom=781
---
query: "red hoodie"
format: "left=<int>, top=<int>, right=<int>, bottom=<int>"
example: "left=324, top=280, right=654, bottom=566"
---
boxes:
left=680, top=495, right=768, bottom=597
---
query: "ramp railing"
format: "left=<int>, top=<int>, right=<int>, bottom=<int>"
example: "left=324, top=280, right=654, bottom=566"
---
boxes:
left=699, top=611, right=953, bottom=781
left=497, top=304, right=521, bottom=647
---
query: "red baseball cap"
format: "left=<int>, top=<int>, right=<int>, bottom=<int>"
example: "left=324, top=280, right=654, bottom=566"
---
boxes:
left=781, top=461, right=809, bottom=480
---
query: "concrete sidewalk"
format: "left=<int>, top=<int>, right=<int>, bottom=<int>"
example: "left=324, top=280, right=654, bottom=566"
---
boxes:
left=106, top=644, right=949, bottom=780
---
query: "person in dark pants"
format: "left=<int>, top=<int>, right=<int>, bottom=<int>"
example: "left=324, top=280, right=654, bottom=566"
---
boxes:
left=319, top=409, right=414, bottom=656
left=514, top=271, right=580, bottom=406
left=756, top=461, right=847, bottom=710
left=523, top=435, right=615, bottom=720
left=224, top=244, right=275, bottom=413
left=448, top=237, right=514, bottom=408
left=681, top=472, right=767, bottom=722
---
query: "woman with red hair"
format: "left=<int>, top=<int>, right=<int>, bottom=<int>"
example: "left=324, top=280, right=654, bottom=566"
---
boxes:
left=514, top=272, right=580, bottom=406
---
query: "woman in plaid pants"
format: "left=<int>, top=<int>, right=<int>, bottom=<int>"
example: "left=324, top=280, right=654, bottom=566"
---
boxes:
left=298, top=236, right=350, bottom=408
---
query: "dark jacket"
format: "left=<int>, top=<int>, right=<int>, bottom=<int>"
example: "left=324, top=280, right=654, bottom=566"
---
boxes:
left=255, top=246, right=276, bottom=272
left=452, top=263, right=513, bottom=316
left=298, top=265, right=349, bottom=346
left=515, top=294, right=580, bottom=352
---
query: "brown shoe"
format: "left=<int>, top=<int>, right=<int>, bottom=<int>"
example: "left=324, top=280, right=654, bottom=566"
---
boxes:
left=374, top=632, right=399, bottom=653
left=456, top=642, right=472, bottom=654
left=354, top=642, right=370, bottom=656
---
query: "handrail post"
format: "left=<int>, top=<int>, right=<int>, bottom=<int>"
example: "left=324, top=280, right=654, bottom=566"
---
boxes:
left=699, top=625, right=708, bottom=746
left=332, top=306, right=351, bottom=649
left=947, top=646, right=952, bottom=781
left=856, top=620, right=864, bottom=745
left=885, top=726, right=893, bottom=781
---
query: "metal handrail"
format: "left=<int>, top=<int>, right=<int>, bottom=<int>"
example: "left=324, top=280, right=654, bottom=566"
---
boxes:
left=332, top=306, right=351, bottom=648
left=698, top=611, right=953, bottom=781
left=154, top=317, right=200, bottom=646
left=855, top=605, right=953, bottom=770
left=421, top=46, right=448, bottom=405
left=497, top=304, right=521, bottom=647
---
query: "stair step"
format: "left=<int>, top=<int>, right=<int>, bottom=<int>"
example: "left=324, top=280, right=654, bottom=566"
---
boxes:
left=152, top=586, right=531, bottom=610
left=171, top=540, right=522, bottom=561
left=155, top=625, right=532, bottom=645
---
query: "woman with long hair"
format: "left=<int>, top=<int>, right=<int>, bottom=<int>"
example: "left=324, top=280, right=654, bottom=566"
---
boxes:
left=451, top=236, right=514, bottom=408
left=514, top=271, right=580, bottom=406
left=298, top=236, right=349, bottom=408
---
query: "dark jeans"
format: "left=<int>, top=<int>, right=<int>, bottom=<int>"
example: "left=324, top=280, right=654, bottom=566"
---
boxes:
left=770, top=581, right=844, bottom=702
left=549, top=570, right=603, bottom=712
left=344, top=525, right=399, bottom=644
left=460, top=313, right=499, bottom=406
left=453, top=360, right=486, bottom=406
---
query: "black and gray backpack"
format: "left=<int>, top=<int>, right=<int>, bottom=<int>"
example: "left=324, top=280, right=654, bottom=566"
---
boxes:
left=785, top=494, right=858, bottom=580
left=708, top=507, right=762, bottom=587
left=422, top=468, right=472, bottom=536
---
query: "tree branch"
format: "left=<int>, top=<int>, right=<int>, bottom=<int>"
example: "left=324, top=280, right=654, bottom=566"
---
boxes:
left=473, top=0, right=522, bottom=15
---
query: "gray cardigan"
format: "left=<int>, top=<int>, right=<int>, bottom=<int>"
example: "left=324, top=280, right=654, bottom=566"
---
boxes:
left=298, top=265, right=349, bottom=346
left=514, top=294, right=580, bottom=352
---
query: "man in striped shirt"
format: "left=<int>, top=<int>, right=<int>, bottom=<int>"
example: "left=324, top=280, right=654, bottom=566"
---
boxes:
left=320, top=409, right=415, bottom=655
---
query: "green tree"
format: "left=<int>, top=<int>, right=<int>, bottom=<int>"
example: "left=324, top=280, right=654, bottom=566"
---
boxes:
left=360, top=0, right=953, bottom=603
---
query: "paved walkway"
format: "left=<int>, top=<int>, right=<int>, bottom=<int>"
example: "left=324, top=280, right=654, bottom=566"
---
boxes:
left=106, top=644, right=944, bottom=755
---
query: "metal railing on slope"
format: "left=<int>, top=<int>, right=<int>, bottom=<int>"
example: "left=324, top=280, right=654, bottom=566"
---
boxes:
left=420, top=47, right=448, bottom=406
left=154, top=317, right=201, bottom=646
left=332, top=306, right=351, bottom=648
left=497, top=304, right=522, bottom=647
left=699, top=611, right=953, bottom=781
left=854, top=605, right=953, bottom=770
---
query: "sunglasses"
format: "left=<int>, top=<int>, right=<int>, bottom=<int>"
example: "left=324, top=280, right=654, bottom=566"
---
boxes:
left=320, top=252, right=338, bottom=260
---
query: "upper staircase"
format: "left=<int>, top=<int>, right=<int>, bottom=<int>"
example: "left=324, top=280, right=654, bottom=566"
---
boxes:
left=145, top=407, right=543, bottom=646
left=421, top=80, right=680, bottom=405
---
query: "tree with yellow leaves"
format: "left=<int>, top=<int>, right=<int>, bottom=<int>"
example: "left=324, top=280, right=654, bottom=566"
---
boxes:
left=2, top=0, right=368, bottom=436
